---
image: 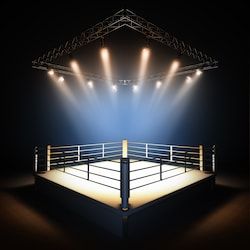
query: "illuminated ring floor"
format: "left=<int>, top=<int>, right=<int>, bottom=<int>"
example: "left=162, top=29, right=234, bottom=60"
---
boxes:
left=37, top=160, right=213, bottom=209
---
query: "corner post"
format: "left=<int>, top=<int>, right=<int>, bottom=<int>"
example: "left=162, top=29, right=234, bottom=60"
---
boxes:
left=120, top=140, right=130, bottom=211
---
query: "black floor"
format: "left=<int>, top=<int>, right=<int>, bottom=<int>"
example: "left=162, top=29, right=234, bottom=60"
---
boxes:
left=0, top=168, right=249, bottom=250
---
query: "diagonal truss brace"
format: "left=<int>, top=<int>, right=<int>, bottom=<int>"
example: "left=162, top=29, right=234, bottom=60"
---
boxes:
left=32, top=9, right=218, bottom=66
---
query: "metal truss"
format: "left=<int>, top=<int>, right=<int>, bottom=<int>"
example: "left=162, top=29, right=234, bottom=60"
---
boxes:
left=144, top=62, right=218, bottom=83
left=32, top=9, right=218, bottom=66
left=33, top=62, right=109, bottom=82
left=32, top=61, right=218, bottom=85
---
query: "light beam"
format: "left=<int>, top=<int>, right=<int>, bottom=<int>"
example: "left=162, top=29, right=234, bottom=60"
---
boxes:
left=100, top=47, right=113, bottom=85
left=138, top=47, right=150, bottom=85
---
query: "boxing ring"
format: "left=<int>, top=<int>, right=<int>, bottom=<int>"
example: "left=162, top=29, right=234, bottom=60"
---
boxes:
left=34, top=140, right=216, bottom=237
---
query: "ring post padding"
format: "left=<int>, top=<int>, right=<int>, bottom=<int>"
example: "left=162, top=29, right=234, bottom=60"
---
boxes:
left=120, top=157, right=130, bottom=211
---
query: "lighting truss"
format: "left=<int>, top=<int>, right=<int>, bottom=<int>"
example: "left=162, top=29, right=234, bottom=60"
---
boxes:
left=32, top=9, right=218, bottom=65
left=33, top=62, right=108, bottom=82
left=33, top=61, right=218, bottom=85
left=32, top=9, right=218, bottom=82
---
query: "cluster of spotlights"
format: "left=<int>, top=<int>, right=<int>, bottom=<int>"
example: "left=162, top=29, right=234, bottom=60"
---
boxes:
left=185, top=69, right=203, bottom=84
left=48, top=69, right=65, bottom=84
left=58, top=76, right=65, bottom=83
left=48, top=59, right=203, bottom=91
left=48, top=69, right=65, bottom=85
left=111, top=84, right=139, bottom=93
left=48, top=69, right=94, bottom=89
left=196, top=69, right=202, bottom=76
left=48, top=69, right=55, bottom=76
left=153, top=68, right=203, bottom=88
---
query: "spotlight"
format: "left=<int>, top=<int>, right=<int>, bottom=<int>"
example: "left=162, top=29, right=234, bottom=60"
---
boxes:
left=196, top=69, right=202, bottom=76
left=58, top=76, right=64, bottom=83
left=162, top=60, right=180, bottom=89
left=138, top=47, right=150, bottom=84
left=171, top=60, right=180, bottom=72
left=87, top=80, right=93, bottom=88
left=133, top=84, right=138, bottom=92
left=156, top=81, right=162, bottom=89
left=70, top=60, right=79, bottom=71
left=100, top=47, right=113, bottom=84
left=185, top=76, right=192, bottom=83
left=142, top=47, right=150, bottom=60
left=112, top=84, right=117, bottom=92
left=48, top=69, right=54, bottom=76
left=100, top=47, right=109, bottom=61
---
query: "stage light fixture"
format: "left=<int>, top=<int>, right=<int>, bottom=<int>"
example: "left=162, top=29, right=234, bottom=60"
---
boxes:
left=88, top=80, right=93, bottom=88
left=70, top=60, right=80, bottom=72
left=185, top=76, right=192, bottom=83
left=48, top=69, right=54, bottom=76
left=100, top=47, right=113, bottom=84
left=58, top=76, right=64, bottom=83
left=101, top=47, right=109, bottom=61
left=112, top=84, right=117, bottom=92
left=196, top=69, right=202, bottom=76
left=161, top=60, right=180, bottom=90
left=138, top=47, right=151, bottom=84
left=142, top=47, right=150, bottom=60
left=156, top=81, right=162, bottom=89
left=133, top=84, right=138, bottom=92
left=170, top=60, right=180, bottom=73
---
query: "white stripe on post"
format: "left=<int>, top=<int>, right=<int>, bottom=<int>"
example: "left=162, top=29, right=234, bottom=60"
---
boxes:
left=170, top=146, right=173, bottom=162
left=199, top=145, right=203, bottom=171
left=212, top=145, right=216, bottom=173
left=77, top=146, right=80, bottom=161
left=34, top=147, right=38, bottom=172
left=145, top=144, right=148, bottom=158
left=47, top=145, right=51, bottom=171
left=102, top=144, right=105, bottom=158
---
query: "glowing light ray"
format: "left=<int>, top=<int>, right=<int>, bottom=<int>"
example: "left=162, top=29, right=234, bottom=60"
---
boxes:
left=70, top=60, right=87, bottom=91
left=151, top=60, right=180, bottom=107
left=70, top=61, right=85, bottom=83
left=138, top=48, right=150, bottom=85
left=133, top=47, right=150, bottom=107
left=162, top=60, right=180, bottom=91
left=148, top=60, right=178, bottom=111
left=172, top=72, right=202, bottom=107
left=48, top=73, right=77, bottom=107
left=100, top=48, right=113, bottom=85
left=70, top=60, right=100, bottom=106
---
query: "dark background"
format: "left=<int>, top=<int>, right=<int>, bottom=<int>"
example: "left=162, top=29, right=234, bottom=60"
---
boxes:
left=1, top=2, right=249, bottom=250
left=3, top=3, right=249, bottom=174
